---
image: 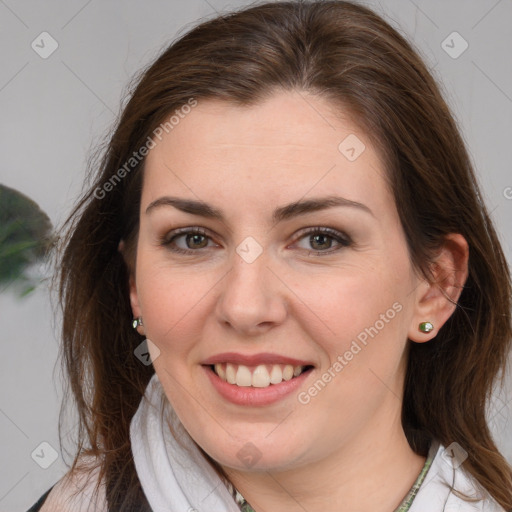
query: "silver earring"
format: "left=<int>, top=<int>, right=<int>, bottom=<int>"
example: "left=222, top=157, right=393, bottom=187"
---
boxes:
left=132, top=317, right=143, bottom=329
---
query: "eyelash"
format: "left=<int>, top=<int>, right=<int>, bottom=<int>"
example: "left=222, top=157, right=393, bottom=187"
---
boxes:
left=160, top=226, right=352, bottom=256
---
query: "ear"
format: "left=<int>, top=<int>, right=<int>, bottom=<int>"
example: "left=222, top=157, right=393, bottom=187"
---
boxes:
left=119, top=240, right=145, bottom=336
left=408, top=233, right=469, bottom=343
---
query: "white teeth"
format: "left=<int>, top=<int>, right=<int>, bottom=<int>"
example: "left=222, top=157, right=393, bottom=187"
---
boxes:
left=235, top=365, right=252, bottom=386
left=283, top=365, right=294, bottom=381
left=215, top=363, right=226, bottom=380
left=213, top=363, right=308, bottom=387
left=226, top=363, right=237, bottom=384
left=252, top=365, right=270, bottom=387
left=269, top=365, right=283, bottom=384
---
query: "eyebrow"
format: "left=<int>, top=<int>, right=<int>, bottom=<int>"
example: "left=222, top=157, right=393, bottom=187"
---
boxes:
left=145, top=195, right=374, bottom=223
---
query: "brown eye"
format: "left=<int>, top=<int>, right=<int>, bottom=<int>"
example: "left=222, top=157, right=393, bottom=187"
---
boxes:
left=294, top=227, right=352, bottom=255
left=185, top=233, right=209, bottom=249
left=309, top=233, right=333, bottom=251
left=161, top=227, right=217, bottom=254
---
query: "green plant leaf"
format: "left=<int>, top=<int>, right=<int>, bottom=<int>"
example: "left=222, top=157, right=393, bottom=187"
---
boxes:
left=0, top=184, right=54, bottom=297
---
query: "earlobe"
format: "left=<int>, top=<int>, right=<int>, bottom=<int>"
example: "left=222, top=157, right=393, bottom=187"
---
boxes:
left=120, top=239, right=145, bottom=336
left=129, top=275, right=146, bottom=335
left=408, top=233, right=469, bottom=343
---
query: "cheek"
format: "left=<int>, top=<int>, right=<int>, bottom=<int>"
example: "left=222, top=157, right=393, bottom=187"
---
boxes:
left=294, top=266, right=407, bottom=355
left=296, top=272, right=410, bottom=421
left=299, top=276, right=411, bottom=419
left=134, top=254, right=211, bottom=357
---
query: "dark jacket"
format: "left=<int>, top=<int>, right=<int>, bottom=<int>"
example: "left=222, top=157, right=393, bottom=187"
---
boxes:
left=26, top=486, right=54, bottom=512
left=26, top=472, right=153, bottom=512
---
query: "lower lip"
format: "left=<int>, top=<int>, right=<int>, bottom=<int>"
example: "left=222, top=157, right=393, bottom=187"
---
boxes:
left=203, top=365, right=313, bottom=406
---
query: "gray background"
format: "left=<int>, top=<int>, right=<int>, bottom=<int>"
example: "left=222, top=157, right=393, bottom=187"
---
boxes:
left=0, top=0, right=511, bottom=510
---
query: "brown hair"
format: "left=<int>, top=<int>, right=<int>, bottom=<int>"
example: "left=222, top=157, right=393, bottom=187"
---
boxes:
left=56, top=1, right=512, bottom=509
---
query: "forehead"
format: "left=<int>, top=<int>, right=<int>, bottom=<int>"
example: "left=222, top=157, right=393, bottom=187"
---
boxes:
left=148, top=91, right=366, bottom=159
left=142, top=90, right=392, bottom=218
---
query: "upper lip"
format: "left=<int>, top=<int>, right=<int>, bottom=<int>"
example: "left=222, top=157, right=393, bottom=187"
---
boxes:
left=201, top=352, right=315, bottom=367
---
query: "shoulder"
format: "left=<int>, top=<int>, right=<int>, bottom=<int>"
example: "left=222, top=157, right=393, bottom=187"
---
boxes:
left=410, top=441, right=506, bottom=512
left=36, top=457, right=107, bottom=512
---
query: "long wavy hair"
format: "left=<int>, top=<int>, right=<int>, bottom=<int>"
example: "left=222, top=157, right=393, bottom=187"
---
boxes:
left=56, top=1, right=512, bottom=509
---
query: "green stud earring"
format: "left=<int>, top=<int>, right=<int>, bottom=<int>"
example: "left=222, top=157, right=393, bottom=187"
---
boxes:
left=419, top=321, right=434, bottom=333
left=132, top=317, right=143, bottom=329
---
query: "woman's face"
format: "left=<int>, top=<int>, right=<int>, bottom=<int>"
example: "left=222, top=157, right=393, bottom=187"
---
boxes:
left=130, top=90, right=427, bottom=471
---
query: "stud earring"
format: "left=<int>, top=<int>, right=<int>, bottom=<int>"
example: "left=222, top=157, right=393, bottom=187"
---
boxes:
left=132, top=317, right=143, bottom=329
left=419, top=321, right=434, bottom=333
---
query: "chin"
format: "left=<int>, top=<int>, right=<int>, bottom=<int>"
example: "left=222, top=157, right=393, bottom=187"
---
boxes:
left=200, top=434, right=310, bottom=474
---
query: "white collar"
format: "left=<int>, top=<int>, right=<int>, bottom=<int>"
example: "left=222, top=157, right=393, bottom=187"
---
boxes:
left=410, top=441, right=505, bottom=511
left=130, top=373, right=240, bottom=512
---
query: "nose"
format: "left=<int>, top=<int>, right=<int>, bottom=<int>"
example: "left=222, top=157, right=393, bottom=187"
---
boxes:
left=215, top=248, right=288, bottom=336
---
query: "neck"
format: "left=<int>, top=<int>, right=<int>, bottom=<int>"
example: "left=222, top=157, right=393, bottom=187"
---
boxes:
left=222, top=408, right=426, bottom=512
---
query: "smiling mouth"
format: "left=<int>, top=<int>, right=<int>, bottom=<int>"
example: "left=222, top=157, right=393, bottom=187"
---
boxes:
left=208, top=363, right=314, bottom=388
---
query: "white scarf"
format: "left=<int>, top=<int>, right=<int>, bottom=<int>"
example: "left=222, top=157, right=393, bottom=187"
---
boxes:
left=129, top=373, right=505, bottom=512
left=129, top=373, right=241, bottom=512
